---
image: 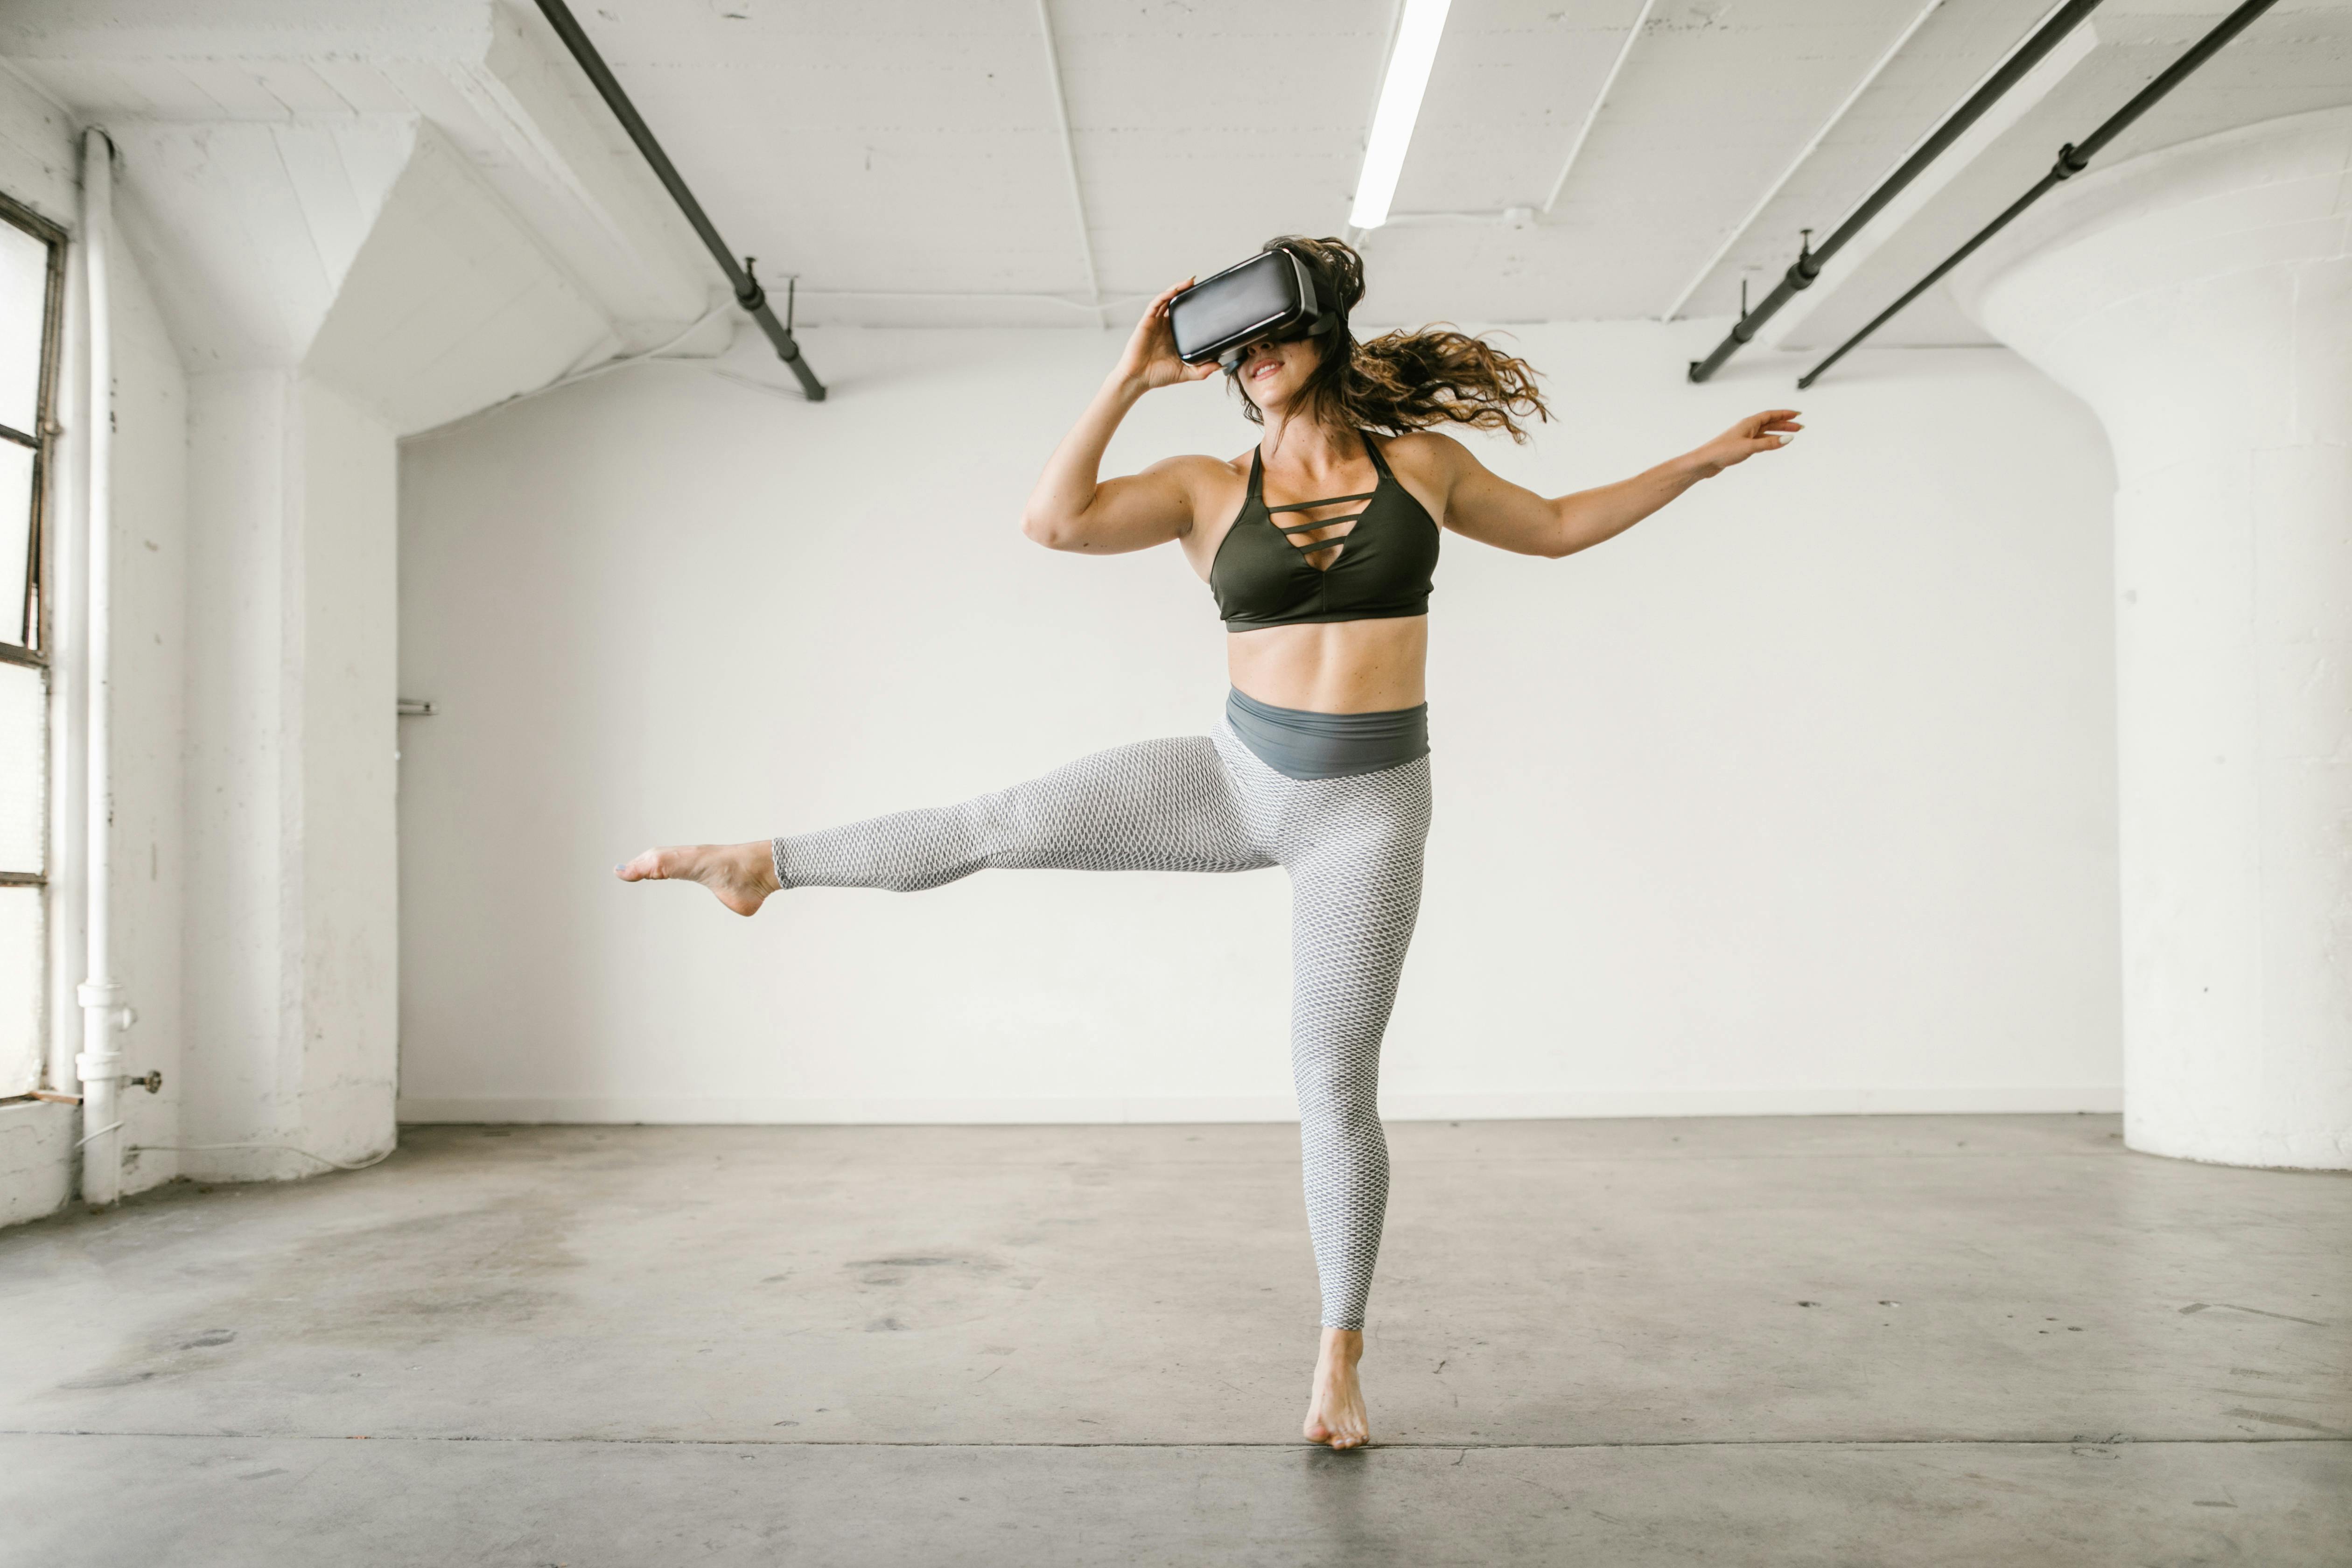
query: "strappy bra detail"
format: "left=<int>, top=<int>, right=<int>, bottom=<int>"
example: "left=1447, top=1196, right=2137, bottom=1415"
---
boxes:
left=1209, top=433, right=1440, bottom=631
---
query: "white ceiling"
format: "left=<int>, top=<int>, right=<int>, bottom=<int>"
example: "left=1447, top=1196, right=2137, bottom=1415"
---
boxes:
left=532, top=0, right=2352, bottom=340
left=6, top=0, right=2351, bottom=357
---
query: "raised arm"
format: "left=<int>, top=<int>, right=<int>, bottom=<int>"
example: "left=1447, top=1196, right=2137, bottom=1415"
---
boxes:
left=1435, top=409, right=1801, bottom=559
left=1022, top=281, right=1224, bottom=554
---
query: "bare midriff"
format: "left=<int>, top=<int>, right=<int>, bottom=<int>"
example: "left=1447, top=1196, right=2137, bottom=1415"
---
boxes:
left=1225, top=615, right=1429, bottom=714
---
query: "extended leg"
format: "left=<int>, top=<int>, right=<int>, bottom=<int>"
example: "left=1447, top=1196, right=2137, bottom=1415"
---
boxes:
left=619, top=736, right=1268, bottom=914
left=771, top=735, right=1270, bottom=891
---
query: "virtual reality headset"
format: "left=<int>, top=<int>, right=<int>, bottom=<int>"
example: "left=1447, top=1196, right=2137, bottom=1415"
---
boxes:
left=1169, top=247, right=1344, bottom=368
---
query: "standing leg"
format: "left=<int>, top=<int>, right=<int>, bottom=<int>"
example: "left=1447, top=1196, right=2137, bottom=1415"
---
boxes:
left=1275, top=755, right=1432, bottom=1446
left=1284, top=761, right=1431, bottom=1328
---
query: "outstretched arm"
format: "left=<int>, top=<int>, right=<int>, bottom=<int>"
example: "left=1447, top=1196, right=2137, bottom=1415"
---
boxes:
left=1022, top=280, right=1224, bottom=554
left=1438, top=409, right=1802, bottom=559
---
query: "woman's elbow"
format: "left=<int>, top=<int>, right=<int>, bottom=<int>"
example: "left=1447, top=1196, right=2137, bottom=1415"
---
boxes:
left=1541, top=518, right=1601, bottom=559
left=1021, top=511, right=1075, bottom=550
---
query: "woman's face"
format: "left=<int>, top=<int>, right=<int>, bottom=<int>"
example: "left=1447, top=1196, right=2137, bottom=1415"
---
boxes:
left=1233, top=335, right=1319, bottom=416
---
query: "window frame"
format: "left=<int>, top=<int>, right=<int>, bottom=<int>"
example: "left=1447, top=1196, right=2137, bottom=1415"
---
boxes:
left=0, top=187, right=66, bottom=672
left=0, top=187, right=59, bottom=1103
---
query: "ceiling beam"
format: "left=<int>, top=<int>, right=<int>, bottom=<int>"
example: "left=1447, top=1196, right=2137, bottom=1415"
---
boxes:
left=1659, top=0, right=1948, bottom=322
left=1542, top=0, right=1658, bottom=216
left=1035, top=0, right=1104, bottom=329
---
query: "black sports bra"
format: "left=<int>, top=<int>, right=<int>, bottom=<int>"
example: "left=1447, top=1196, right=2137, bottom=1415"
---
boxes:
left=1210, top=433, right=1440, bottom=631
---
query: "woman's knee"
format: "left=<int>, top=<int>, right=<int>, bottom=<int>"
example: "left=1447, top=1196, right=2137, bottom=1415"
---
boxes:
left=1297, top=1088, right=1387, bottom=1149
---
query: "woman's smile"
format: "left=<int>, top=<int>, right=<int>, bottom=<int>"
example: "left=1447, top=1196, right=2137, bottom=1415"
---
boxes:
left=1239, top=339, right=1302, bottom=389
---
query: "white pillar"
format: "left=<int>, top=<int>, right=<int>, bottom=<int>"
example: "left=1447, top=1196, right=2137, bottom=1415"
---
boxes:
left=1960, top=108, right=2352, bottom=1169
left=180, top=370, right=399, bottom=1181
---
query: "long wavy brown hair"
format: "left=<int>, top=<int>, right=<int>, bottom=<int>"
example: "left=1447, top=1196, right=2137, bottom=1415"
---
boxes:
left=1233, top=235, right=1550, bottom=443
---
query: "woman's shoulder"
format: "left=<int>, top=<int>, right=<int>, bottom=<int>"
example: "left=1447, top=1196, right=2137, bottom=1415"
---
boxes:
left=1373, top=428, right=1465, bottom=457
left=1129, top=450, right=1250, bottom=493
left=1372, top=429, right=1472, bottom=481
left=1138, top=450, right=1249, bottom=476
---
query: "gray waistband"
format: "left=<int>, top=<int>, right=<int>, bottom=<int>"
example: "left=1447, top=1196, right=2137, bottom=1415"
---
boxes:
left=1224, top=687, right=1430, bottom=781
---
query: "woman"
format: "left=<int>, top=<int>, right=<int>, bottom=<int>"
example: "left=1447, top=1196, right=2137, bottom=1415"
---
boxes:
left=620, top=236, right=1799, bottom=1449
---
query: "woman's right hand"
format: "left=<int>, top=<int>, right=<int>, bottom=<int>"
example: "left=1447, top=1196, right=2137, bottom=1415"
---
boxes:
left=1113, top=279, right=1222, bottom=394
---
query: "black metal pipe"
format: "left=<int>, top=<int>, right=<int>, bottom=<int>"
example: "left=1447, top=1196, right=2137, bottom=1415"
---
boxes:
left=1797, top=0, right=2276, bottom=390
left=1687, top=0, right=2104, bottom=384
left=533, top=0, right=826, bottom=401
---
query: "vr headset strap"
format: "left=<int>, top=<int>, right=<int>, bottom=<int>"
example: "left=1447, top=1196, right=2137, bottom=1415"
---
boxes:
left=1289, top=248, right=1340, bottom=340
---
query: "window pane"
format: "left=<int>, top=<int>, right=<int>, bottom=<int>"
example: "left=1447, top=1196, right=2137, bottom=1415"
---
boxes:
left=0, top=438, right=27, bottom=647
left=0, top=659, right=39, bottom=874
left=0, top=884, right=38, bottom=1098
left=0, top=220, right=48, bottom=439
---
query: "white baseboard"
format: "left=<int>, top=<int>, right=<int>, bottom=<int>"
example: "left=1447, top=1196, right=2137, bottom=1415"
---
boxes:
left=1391, top=1085, right=2124, bottom=1118
left=396, top=1084, right=2122, bottom=1126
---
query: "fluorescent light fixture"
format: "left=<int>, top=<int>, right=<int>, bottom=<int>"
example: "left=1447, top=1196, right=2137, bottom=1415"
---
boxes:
left=1349, top=0, right=1452, bottom=230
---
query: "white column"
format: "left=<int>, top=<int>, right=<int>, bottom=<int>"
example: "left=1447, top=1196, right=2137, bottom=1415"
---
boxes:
left=180, top=371, right=399, bottom=1180
left=1960, top=108, right=2352, bottom=1169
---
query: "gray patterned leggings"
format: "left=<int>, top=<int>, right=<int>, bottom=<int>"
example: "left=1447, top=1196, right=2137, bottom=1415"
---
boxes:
left=770, top=721, right=1432, bottom=1330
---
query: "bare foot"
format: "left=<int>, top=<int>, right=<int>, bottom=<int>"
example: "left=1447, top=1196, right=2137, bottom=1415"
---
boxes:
left=1302, top=1327, right=1369, bottom=1449
left=615, top=841, right=780, bottom=917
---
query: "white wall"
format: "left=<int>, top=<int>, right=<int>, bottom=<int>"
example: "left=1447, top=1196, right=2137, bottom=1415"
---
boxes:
left=112, top=100, right=642, bottom=1184
left=397, top=321, right=2122, bottom=1123
left=97, top=226, right=189, bottom=1190
left=2, top=46, right=711, bottom=1221
left=1, top=73, right=194, bottom=1212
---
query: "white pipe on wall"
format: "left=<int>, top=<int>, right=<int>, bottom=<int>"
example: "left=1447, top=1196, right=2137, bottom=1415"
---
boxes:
left=73, top=127, right=131, bottom=1207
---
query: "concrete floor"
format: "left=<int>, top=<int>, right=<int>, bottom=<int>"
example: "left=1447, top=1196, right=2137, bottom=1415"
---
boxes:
left=2, top=1115, right=2346, bottom=1566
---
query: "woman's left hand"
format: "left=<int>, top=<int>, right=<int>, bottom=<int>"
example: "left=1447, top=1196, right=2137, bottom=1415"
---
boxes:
left=1693, top=410, right=1803, bottom=476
